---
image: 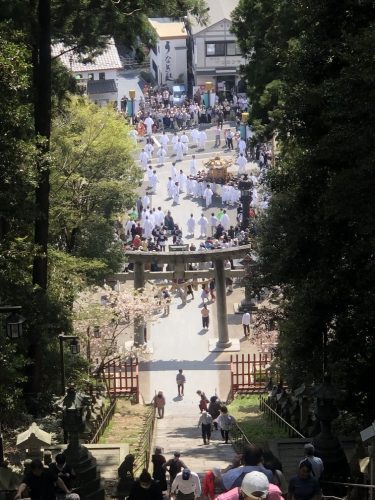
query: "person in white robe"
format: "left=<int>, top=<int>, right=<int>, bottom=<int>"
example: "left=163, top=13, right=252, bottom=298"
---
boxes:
left=170, top=162, right=177, bottom=181
left=143, top=216, right=154, bottom=239
left=203, top=184, right=213, bottom=208
left=172, top=182, right=180, bottom=205
left=144, top=141, right=154, bottom=160
left=171, top=132, right=179, bottom=153
left=221, top=210, right=230, bottom=231
left=157, top=147, right=166, bottom=165
left=166, top=177, right=174, bottom=198
left=237, top=153, right=247, bottom=175
left=178, top=170, right=187, bottom=192
left=155, top=207, right=165, bottom=225
left=186, top=176, right=193, bottom=196
left=221, top=185, right=228, bottom=205
left=210, top=213, right=218, bottom=236
left=189, top=155, right=197, bottom=176
left=144, top=115, right=154, bottom=136
left=149, top=209, right=156, bottom=226
left=187, top=214, right=196, bottom=236
left=142, top=194, right=150, bottom=209
left=191, top=179, right=198, bottom=198
left=139, top=149, right=148, bottom=171
left=238, top=138, right=247, bottom=155
left=191, top=128, right=199, bottom=147
left=147, top=165, right=154, bottom=188
left=150, top=170, right=159, bottom=193
left=198, top=130, right=207, bottom=149
left=181, top=133, right=189, bottom=154
left=197, top=214, right=208, bottom=238
left=159, top=131, right=169, bottom=150
left=175, top=140, right=184, bottom=161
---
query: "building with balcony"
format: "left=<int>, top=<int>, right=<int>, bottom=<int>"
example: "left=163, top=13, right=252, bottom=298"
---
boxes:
left=190, top=0, right=245, bottom=96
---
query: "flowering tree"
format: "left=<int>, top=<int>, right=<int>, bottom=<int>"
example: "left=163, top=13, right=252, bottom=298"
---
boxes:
left=73, top=285, right=161, bottom=375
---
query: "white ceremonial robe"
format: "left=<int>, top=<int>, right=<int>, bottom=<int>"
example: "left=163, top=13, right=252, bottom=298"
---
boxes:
left=189, top=159, right=197, bottom=176
left=204, top=188, right=213, bottom=207
left=139, top=152, right=148, bottom=171
left=167, top=179, right=174, bottom=198
left=199, top=131, right=207, bottom=149
left=237, top=156, right=247, bottom=175
left=221, top=213, right=230, bottom=231
left=187, top=217, right=196, bottom=235
left=175, top=142, right=184, bottom=161
left=143, top=219, right=154, bottom=239
left=157, top=148, right=166, bottom=165
left=172, top=185, right=180, bottom=204
left=197, top=216, right=208, bottom=236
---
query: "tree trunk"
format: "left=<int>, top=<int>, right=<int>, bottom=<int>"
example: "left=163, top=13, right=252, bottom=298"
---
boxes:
left=29, top=0, right=51, bottom=396
left=32, top=0, right=51, bottom=291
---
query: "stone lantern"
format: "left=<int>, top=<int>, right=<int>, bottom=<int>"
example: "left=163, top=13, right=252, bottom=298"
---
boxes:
left=312, top=375, right=350, bottom=486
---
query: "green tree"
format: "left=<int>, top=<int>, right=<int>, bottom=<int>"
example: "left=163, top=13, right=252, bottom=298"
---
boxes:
left=233, top=0, right=375, bottom=423
left=50, top=96, right=141, bottom=273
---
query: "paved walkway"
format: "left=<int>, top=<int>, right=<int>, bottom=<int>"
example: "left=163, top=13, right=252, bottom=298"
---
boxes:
left=133, top=123, right=261, bottom=478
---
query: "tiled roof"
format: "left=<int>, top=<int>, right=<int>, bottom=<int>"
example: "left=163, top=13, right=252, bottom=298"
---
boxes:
left=191, top=0, right=240, bottom=35
left=52, top=37, right=122, bottom=72
left=87, top=79, right=118, bottom=94
left=149, top=18, right=187, bottom=40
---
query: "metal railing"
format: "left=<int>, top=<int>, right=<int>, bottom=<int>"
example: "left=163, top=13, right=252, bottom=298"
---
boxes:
left=259, top=395, right=305, bottom=438
left=89, top=398, right=117, bottom=444
left=230, top=420, right=254, bottom=454
left=133, top=404, right=156, bottom=476
left=321, top=481, right=375, bottom=500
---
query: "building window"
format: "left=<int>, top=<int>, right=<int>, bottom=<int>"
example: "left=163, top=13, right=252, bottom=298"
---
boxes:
left=99, top=72, right=105, bottom=80
left=226, top=42, right=241, bottom=56
left=88, top=73, right=94, bottom=80
left=206, top=42, right=225, bottom=56
left=206, top=41, right=242, bottom=57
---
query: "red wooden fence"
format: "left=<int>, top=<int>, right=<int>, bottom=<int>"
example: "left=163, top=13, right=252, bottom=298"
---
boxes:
left=104, top=357, right=139, bottom=402
left=230, top=353, right=274, bottom=393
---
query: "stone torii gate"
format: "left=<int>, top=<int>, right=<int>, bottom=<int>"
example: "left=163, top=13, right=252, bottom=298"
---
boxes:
left=114, top=244, right=252, bottom=351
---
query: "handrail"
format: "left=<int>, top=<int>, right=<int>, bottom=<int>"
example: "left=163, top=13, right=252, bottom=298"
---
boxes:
left=133, top=404, right=156, bottom=476
left=230, top=420, right=254, bottom=454
left=322, top=481, right=375, bottom=490
left=90, top=398, right=117, bottom=444
left=259, top=396, right=305, bottom=438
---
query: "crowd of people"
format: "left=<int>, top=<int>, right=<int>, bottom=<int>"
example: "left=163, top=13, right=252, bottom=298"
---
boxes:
left=114, top=417, right=324, bottom=500
left=124, top=86, right=249, bottom=136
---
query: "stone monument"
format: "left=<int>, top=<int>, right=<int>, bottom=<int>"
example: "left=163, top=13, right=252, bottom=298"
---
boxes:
left=312, top=375, right=350, bottom=492
left=57, top=385, right=105, bottom=500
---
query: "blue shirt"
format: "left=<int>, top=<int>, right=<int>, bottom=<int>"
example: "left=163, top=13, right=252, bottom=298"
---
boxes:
left=221, top=465, right=273, bottom=490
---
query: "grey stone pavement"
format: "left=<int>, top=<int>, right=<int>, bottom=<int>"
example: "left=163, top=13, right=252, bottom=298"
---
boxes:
left=129, top=122, right=262, bottom=478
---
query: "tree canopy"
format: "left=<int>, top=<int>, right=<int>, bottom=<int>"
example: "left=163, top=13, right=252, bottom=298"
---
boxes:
left=232, top=0, right=375, bottom=423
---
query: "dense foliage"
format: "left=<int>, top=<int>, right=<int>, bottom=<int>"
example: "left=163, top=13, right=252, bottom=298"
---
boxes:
left=0, top=0, right=208, bottom=420
left=232, top=0, right=375, bottom=423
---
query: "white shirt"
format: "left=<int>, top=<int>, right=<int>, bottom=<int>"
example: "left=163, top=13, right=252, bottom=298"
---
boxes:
left=242, top=312, right=251, bottom=325
left=171, top=470, right=201, bottom=496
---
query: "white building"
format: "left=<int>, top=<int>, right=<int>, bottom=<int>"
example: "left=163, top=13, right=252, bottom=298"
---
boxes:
left=52, top=38, right=123, bottom=106
left=190, top=0, right=245, bottom=95
left=148, top=18, right=187, bottom=87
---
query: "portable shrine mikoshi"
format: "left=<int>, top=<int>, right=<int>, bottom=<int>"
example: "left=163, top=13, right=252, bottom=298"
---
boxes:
left=203, top=156, right=234, bottom=183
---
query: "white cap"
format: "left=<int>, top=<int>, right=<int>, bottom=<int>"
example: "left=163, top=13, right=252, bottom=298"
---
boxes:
left=241, top=471, right=269, bottom=498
